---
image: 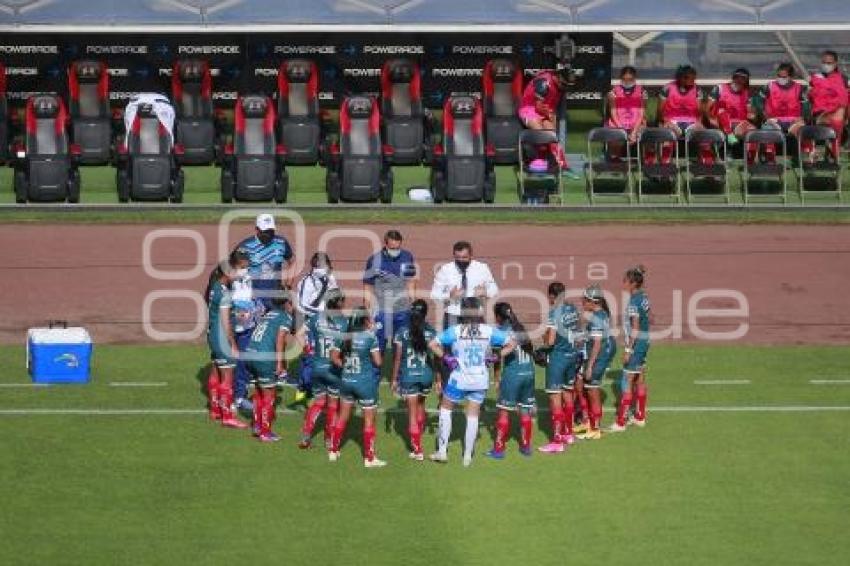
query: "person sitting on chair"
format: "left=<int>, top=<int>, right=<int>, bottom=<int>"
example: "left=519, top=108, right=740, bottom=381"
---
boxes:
left=605, top=65, right=647, bottom=160
left=518, top=66, right=577, bottom=177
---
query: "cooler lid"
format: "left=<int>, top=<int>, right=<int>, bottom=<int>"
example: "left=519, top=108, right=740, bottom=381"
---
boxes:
left=27, top=327, right=92, bottom=344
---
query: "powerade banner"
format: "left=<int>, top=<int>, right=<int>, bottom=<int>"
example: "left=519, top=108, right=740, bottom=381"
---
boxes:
left=0, top=33, right=612, bottom=109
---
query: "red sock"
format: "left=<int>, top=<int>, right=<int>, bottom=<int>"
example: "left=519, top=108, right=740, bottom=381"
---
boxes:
left=324, top=401, right=337, bottom=448
left=563, top=397, right=574, bottom=436
left=207, top=371, right=221, bottom=419
left=264, top=391, right=276, bottom=435
left=550, top=410, right=564, bottom=443
left=520, top=413, right=533, bottom=450
left=363, top=426, right=376, bottom=461
left=331, top=420, right=347, bottom=453
left=590, top=404, right=602, bottom=431
left=660, top=142, right=673, bottom=164
left=495, top=412, right=510, bottom=452
left=302, top=396, right=327, bottom=436
left=252, top=389, right=263, bottom=430
left=219, top=382, right=234, bottom=421
left=746, top=142, right=758, bottom=165
left=549, top=142, right=568, bottom=169
left=643, top=146, right=657, bottom=165
left=416, top=406, right=426, bottom=434
left=636, top=384, right=648, bottom=421
left=699, top=143, right=715, bottom=165
left=765, top=144, right=776, bottom=163
left=617, top=393, right=633, bottom=427
left=409, top=425, right=422, bottom=455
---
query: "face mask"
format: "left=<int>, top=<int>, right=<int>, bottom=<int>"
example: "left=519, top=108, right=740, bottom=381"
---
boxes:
left=621, top=81, right=635, bottom=90
left=257, top=230, right=274, bottom=245
left=455, top=259, right=470, bottom=271
left=385, top=248, right=401, bottom=259
left=821, top=63, right=836, bottom=74
left=313, top=267, right=328, bottom=278
left=777, top=77, right=792, bottom=87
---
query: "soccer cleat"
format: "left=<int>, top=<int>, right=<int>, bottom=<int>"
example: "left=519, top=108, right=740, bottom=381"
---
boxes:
left=364, top=457, right=387, bottom=468
left=328, top=451, right=340, bottom=462
left=485, top=449, right=506, bottom=460
left=462, top=456, right=473, bottom=468
left=577, top=429, right=602, bottom=440
left=629, top=416, right=647, bottom=427
left=519, top=446, right=533, bottom=457
left=409, top=451, right=424, bottom=462
left=429, top=452, right=448, bottom=464
left=561, top=168, right=581, bottom=180
left=297, top=435, right=312, bottom=449
left=537, top=442, right=565, bottom=454
left=258, top=432, right=280, bottom=443
left=563, top=434, right=577, bottom=446
left=573, top=421, right=590, bottom=434
left=293, top=390, right=308, bottom=405
left=221, top=417, right=249, bottom=429
left=609, top=423, right=627, bottom=433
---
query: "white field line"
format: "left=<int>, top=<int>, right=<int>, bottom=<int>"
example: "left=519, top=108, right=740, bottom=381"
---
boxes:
left=694, top=379, right=751, bottom=385
left=0, top=383, right=50, bottom=388
left=1, top=405, right=850, bottom=416
left=810, top=380, right=850, bottom=385
left=108, top=382, right=168, bottom=387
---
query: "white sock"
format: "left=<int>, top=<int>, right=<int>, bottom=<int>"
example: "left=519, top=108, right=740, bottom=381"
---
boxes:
left=437, top=407, right=452, bottom=455
left=463, top=415, right=479, bottom=461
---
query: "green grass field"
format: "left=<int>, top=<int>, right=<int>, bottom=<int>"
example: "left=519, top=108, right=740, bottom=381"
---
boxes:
left=2, top=343, right=848, bottom=565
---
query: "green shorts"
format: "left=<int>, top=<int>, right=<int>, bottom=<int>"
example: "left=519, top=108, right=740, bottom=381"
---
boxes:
left=398, top=379, right=433, bottom=398
left=545, top=351, right=579, bottom=393
left=247, top=360, right=277, bottom=388
left=312, top=365, right=342, bottom=398
left=340, top=377, right=379, bottom=409
left=208, top=334, right=236, bottom=369
left=497, top=372, right=536, bottom=411
left=623, top=342, right=650, bottom=373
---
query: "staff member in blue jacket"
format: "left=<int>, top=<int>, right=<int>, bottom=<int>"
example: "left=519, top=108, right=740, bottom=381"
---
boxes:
left=231, top=213, right=296, bottom=411
left=363, top=230, right=417, bottom=359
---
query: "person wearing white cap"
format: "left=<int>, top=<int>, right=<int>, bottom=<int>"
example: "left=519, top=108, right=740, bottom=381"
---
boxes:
left=229, top=213, right=296, bottom=412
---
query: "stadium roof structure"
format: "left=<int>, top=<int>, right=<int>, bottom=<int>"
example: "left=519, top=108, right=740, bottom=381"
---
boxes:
left=1, top=0, right=849, bottom=32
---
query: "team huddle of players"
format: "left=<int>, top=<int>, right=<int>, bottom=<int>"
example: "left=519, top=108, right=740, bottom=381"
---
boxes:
left=604, top=50, right=848, bottom=164
left=205, top=251, right=651, bottom=468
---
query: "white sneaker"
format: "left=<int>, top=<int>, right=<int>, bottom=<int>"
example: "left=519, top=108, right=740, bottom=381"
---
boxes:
left=628, top=416, right=647, bottom=428
left=328, top=451, right=340, bottom=462
left=429, top=451, right=448, bottom=464
left=364, top=457, right=387, bottom=468
left=409, top=451, right=424, bottom=461
left=609, top=423, right=627, bottom=433
left=462, top=455, right=473, bottom=467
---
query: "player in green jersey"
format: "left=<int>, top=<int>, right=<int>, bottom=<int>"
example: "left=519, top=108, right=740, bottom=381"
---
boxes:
left=204, top=250, right=250, bottom=429
left=329, top=307, right=385, bottom=468
left=391, top=299, right=438, bottom=461
left=486, top=302, right=536, bottom=460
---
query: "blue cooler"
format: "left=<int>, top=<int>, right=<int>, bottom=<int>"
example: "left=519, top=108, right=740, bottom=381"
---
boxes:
left=27, top=324, right=93, bottom=384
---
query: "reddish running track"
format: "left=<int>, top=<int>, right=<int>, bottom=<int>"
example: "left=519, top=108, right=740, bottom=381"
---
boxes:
left=1, top=223, right=848, bottom=345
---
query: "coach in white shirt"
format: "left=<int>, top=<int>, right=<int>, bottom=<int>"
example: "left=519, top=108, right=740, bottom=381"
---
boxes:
left=430, top=241, right=499, bottom=328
